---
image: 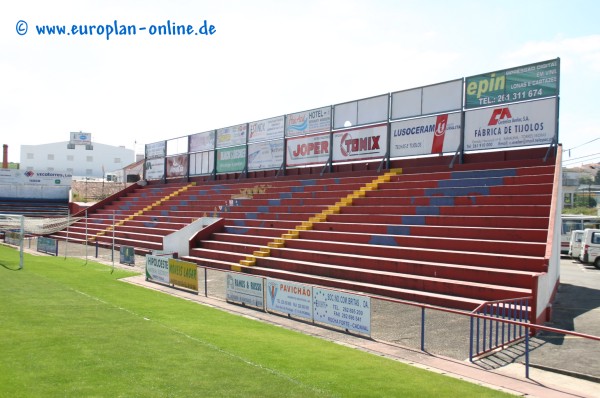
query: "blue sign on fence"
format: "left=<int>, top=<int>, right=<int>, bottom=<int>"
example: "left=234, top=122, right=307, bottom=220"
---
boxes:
left=37, top=237, right=58, bottom=256
left=120, top=246, right=135, bottom=266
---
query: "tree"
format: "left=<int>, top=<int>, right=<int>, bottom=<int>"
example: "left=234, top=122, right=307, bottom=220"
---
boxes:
left=579, top=176, right=595, bottom=208
left=594, top=170, right=600, bottom=185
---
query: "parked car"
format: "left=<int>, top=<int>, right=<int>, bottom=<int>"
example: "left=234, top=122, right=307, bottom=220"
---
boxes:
left=568, top=230, right=584, bottom=260
left=579, top=228, right=600, bottom=268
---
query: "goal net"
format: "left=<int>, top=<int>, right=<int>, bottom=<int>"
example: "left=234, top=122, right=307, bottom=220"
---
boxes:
left=0, top=214, right=82, bottom=236
left=0, top=213, right=83, bottom=269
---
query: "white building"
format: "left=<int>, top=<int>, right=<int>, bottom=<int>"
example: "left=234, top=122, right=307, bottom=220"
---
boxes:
left=20, top=141, right=134, bottom=178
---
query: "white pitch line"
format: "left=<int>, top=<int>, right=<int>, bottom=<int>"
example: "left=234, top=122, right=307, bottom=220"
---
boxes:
left=73, top=289, right=337, bottom=397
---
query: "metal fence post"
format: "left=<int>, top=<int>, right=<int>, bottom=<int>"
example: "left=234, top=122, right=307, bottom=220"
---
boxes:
left=420, top=307, right=425, bottom=351
left=111, top=211, right=115, bottom=266
left=85, top=209, right=88, bottom=264
left=525, top=325, right=530, bottom=378
left=469, top=316, right=474, bottom=362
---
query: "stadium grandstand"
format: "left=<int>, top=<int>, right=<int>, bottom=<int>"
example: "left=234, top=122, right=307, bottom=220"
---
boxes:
left=8, top=58, right=562, bottom=329
left=48, top=145, right=560, bottom=325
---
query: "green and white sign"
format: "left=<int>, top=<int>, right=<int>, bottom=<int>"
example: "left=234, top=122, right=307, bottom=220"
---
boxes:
left=216, top=145, right=246, bottom=173
left=465, top=59, right=559, bottom=109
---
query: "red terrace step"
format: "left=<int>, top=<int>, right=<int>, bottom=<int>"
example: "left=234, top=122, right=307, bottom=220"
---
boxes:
left=282, top=238, right=547, bottom=272
left=260, top=247, right=537, bottom=289
left=144, top=210, right=215, bottom=219
left=106, top=230, right=165, bottom=243
left=181, top=256, right=237, bottom=271
left=221, top=212, right=310, bottom=222
left=187, top=248, right=247, bottom=264
left=249, top=255, right=531, bottom=302
left=269, top=190, right=358, bottom=200
left=325, top=213, right=549, bottom=229
left=296, top=230, right=545, bottom=256
left=48, top=233, right=89, bottom=245
left=133, top=215, right=198, bottom=224
left=312, top=222, right=548, bottom=243
left=223, top=226, right=289, bottom=238
left=94, top=234, right=162, bottom=251
left=119, top=219, right=189, bottom=230
left=229, top=205, right=328, bottom=214
left=111, top=197, right=157, bottom=205
left=392, top=165, right=555, bottom=183
left=339, top=205, right=550, bottom=217
left=112, top=224, right=178, bottom=236
left=211, top=233, right=273, bottom=246
left=371, top=183, right=554, bottom=197
left=151, top=204, right=223, bottom=214
left=61, top=227, right=106, bottom=238
left=354, top=194, right=552, bottom=207
left=225, top=218, right=306, bottom=231
left=175, top=193, right=234, bottom=202
left=514, top=165, right=556, bottom=176
left=243, top=266, right=486, bottom=312
left=230, top=197, right=340, bottom=207
left=199, top=240, right=262, bottom=254
left=51, top=231, right=92, bottom=243
left=384, top=174, right=553, bottom=188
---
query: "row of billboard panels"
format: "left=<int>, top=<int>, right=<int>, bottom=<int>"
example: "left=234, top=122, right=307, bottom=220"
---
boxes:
left=146, top=59, right=559, bottom=159
left=145, top=97, right=557, bottom=180
left=146, top=255, right=372, bottom=336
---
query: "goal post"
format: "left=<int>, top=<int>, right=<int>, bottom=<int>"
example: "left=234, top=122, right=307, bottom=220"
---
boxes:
left=0, top=213, right=83, bottom=269
left=0, top=214, right=25, bottom=269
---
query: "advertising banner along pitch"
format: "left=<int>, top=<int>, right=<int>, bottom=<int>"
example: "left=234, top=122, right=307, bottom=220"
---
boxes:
left=332, top=124, right=387, bottom=163
left=286, top=106, right=331, bottom=137
left=145, top=141, right=166, bottom=159
left=166, top=155, right=188, bottom=178
left=390, top=112, right=461, bottom=157
left=216, top=145, right=246, bottom=173
left=217, top=124, right=247, bottom=148
left=189, top=131, right=215, bottom=152
left=0, top=169, right=73, bottom=186
left=248, top=140, right=284, bottom=170
left=145, top=158, right=165, bottom=180
left=286, top=132, right=330, bottom=167
left=465, top=59, right=559, bottom=109
left=464, top=97, right=557, bottom=151
left=249, top=116, right=285, bottom=142
left=313, top=287, right=371, bottom=336
left=266, top=279, right=313, bottom=320
left=146, top=255, right=170, bottom=284
left=226, top=273, right=264, bottom=308
left=168, top=259, right=198, bottom=292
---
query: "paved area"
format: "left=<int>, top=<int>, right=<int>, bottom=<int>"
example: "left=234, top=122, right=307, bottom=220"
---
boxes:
left=121, top=257, right=600, bottom=398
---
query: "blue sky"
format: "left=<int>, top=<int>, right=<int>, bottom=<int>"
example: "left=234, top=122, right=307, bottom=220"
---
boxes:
left=2, top=0, right=599, bottom=166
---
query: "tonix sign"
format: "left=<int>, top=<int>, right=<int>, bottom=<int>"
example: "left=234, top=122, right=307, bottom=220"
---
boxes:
left=332, top=125, right=387, bottom=162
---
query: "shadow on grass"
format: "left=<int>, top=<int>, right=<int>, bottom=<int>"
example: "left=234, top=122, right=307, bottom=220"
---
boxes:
left=0, top=261, right=22, bottom=271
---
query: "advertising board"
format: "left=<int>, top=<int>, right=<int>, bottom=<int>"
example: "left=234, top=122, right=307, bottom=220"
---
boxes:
left=464, top=98, right=557, bottom=151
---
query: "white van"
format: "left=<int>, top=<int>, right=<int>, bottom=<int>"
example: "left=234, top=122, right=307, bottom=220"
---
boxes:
left=568, top=230, right=584, bottom=260
left=579, top=228, right=600, bottom=268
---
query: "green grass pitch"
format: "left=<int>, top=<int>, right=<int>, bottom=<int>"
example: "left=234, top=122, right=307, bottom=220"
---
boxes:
left=0, top=245, right=511, bottom=397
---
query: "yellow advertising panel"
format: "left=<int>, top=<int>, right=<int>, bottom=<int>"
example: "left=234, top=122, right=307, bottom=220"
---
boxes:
left=168, top=259, right=198, bottom=292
